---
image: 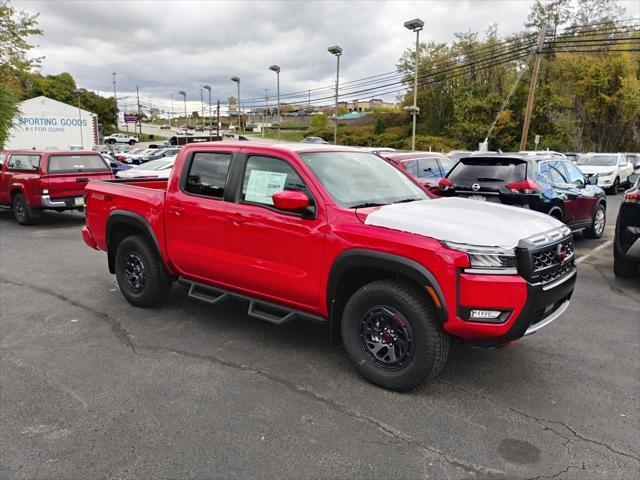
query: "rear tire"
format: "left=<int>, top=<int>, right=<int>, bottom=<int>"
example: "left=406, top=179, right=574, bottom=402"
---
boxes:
left=341, top=279, right=450, bottom=391
left=608, top=177, right=620, bottom=195
left=12, top=193, right=39, bottom=225
left=115, top=234, right=171, bottom=307
left=614, top=247, right=637, bottom=277
left=128, top=140, right=136, bottom=145
left=585, top=203, right=606, bottom=239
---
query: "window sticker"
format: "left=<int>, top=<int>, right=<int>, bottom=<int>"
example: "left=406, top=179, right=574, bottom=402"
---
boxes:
left=245, top=169, right=288, bottom=205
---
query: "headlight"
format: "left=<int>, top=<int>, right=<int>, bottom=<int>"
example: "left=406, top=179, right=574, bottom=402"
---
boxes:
left=598, top=171, right=614, bottom=177
left=443, top=241, right=517, bottom=274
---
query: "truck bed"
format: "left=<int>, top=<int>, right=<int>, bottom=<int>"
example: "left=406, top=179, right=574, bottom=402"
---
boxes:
left=84, top=177, right=170, bottom=253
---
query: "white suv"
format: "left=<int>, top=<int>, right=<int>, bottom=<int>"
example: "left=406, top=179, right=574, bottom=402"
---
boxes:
left=577, top=153, right=634, bottom=194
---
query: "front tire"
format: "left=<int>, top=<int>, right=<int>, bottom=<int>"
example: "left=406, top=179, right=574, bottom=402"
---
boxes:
left=128, top=140, right=136, bottom=145
left=608, top=177, right=620, bottom=195
left=585, top=203, right=606, bottom=239
left=13, top=193, right=39, bottom=225
left=115, top=234, right=171, bottom=307
left=341, top=279, right=450, bottom=391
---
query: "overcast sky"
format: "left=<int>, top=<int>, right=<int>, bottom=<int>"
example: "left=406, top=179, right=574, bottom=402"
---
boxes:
left=14, top=0, right=640, bottom=115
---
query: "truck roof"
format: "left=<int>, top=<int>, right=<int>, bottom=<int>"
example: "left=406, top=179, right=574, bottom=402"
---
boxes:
left=181, top=141, right=365, bottom=154
left=0, top=149, right=102, bottom=155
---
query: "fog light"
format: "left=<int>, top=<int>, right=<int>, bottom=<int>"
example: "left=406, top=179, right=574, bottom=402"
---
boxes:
left=470, top=309, right=502, bottom=320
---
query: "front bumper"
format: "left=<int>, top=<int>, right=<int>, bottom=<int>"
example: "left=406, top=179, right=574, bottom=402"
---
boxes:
left=41, top=195, right=85, bottom=209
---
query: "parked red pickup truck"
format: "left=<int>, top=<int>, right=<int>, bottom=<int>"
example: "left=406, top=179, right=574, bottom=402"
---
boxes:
left=82, top=142, right=576, bottom=390
left=0, top=150, right=114, bottom=224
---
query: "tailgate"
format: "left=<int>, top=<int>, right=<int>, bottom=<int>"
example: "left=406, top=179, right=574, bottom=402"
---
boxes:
left=44, top=153, right=113, bottom=199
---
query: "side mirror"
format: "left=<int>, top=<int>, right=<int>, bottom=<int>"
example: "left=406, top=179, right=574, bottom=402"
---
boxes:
left=272, top=190, right=309, bottom=211
left=586, top=176, right=598, bottom=185
left=628, top=173, right=639, bottom=185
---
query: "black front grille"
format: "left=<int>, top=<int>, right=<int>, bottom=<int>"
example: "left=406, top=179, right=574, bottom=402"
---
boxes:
left=517, top=237, right=575, bottom=284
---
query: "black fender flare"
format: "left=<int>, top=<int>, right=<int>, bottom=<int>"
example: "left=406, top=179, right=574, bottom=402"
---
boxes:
left=106, top=210, right=164, bottom=274
left=326, top=249, right=448, bottom=321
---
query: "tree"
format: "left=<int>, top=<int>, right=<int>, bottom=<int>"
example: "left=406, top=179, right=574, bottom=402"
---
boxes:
left=310, top=113, right=328, bottom=129
left=373, top=115, right=387, bottom=134
left=0, top=0, right=41, bottom=147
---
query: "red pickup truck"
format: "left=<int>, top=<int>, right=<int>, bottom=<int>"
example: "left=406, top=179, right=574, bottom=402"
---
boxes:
left=0, top=150, right=114, bottom=224
left=82, top=142, right=576, bottom=390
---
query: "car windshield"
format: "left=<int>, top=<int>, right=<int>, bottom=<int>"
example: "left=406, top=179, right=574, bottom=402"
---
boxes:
left=133, top=159, right=173, bottom=171
left=577, top=154, right=617, bottom=166
left=299, top=151, right=426, bottom=208
left=47, top=154, right=109, bottom=173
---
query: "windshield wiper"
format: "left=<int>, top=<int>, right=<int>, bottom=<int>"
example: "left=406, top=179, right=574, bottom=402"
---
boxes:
left=392, top=197, right=422, bottom=204
left=350, top=202, right=386, bottom=209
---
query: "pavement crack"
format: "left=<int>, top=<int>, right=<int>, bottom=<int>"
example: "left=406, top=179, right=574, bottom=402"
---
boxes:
left=1, top=277, right=140, bottom=357
left=528, top=463, right=584, bottom=480
left=139, top=344, right=504, bottom=478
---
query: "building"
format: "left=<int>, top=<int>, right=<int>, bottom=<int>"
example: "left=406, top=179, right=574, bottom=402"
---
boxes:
left=348, top=98, right=398, bottom=112
left=6, top=96, right=98, bottom=150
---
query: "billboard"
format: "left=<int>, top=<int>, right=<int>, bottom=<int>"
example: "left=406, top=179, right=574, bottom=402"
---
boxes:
left=124, top=113, right=139, bottom=123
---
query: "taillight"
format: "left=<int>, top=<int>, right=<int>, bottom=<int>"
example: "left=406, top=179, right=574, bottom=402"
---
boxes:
left=439, top=178, right=453, bottom=191
left=624, top=192, right=639, bottom=204
left=506, top=179, right=541, bottom=194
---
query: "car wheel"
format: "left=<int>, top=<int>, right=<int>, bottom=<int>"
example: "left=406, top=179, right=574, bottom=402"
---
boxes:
left=341, top=279, right=450, bottom=391
left=128, top=140, right=136, bottom=145
left=548, top=206, right=563, bottom=222
left=608, top=177, right=620, bottom=195
left=614, top=247, right=637, bottom=277
left=12, top=193, right=39, bottom=225
left=115, top=234, right=172, bottom=307
left=585, top=203, right=606, bottom=239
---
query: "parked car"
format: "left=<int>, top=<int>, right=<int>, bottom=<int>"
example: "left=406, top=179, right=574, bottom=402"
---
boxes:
left=160, top=124, right=171, bottom=130
left=300, top=136, right=329, bottom=144
left=82, top=142, right=576, bottom=391
left=614, top=173, right=640, bottom=277
left=128, top=147, right=181, bottom=165
left=447, top=150, right=472, bottom=161
left=106, top=158, right=134, bottom=175
left=179, top=124, right=195, bottom=130
left=115, top=148, right=146, bottom=163
left=576, top=153, right=634, bottom=194
left=381, top=152, right=456, bottom=193
left=104, top=133, right=139, bottom=145
left=176, top=129, right=192, bottom=136
left=0, top=150, right=113, bottom=225
left=564, top=152, right=581, bottom=163
left=116, top=156, right=176, bottom=179
left=519, top=150, right=567, bottom=160
left=360, top=147, right=397, bottom=154
left=437, top=153, right=607, bottom=237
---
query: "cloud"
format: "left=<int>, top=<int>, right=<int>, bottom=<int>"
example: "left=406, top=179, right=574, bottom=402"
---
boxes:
left=14, top=0, right=640, bottom=114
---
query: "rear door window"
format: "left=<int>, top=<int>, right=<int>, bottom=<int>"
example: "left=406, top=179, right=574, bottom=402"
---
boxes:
left=184, top=152, right=232, bottom=199
left=47, top=154, right=110, bottom=173
left=402, top=160, right=418, bottom=177
left=8, top=154, right=40, bottom=170
left=447, top=158, right=527, bottom=184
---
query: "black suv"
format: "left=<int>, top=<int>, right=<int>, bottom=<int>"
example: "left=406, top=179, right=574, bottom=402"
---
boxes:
left=614, top=173, right=640, bottom=277
left=438, top=154, right=607, bottom=237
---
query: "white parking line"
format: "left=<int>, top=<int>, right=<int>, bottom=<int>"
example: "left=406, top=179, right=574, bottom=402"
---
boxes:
left=575, top=239, right=614, bottom=264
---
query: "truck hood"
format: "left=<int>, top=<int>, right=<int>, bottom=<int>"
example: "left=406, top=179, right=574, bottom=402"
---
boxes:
left=361, top=198, right=563, bottom=249
left=577, top=165, right=616, bottom=175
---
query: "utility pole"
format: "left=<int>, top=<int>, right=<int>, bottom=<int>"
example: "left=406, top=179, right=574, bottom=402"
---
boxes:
left=308, top=89, right=311, bottom=126
left=216, top=99, right=220, bottom=139
left=112, top=72, right=118, bottom=125
left=200, top=85, right=204, bottom=128
left=170, top=93, right=174, bottom=128
left=136, top=85, right=142, bottom=137
left=263, top=89, right=268, bottom=138
left=519, top=25, right=547, bottom=151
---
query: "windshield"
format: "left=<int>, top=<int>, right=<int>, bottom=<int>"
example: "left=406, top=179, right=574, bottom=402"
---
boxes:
left=577, top=154, right=617, bottom=166
left=47, top=154, right=109, bottom=173
left=133, top=159, right=173, bottom=170
left=299, top=151, right=426, bottom=208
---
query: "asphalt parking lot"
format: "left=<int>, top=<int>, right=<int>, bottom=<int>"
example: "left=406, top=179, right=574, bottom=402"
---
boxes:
left=1, top=194, right=638, bottom=479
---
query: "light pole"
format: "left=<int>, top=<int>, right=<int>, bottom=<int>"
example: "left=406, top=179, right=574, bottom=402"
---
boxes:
left=327, top=45, right=342, bottom=145
left=112, top=72, right=117, bottom=125
left=170, top=93, right=174, bottom=128
left=268, top=65, right=281, bottom=140
left=203, top=84, right=212, bottom=140
left=200, top=85, right=205, bottom=128
left=230, top=76, right=242, bottom=133
left=73, top=89, right=84, bottom=147
left=404, top=18, right=424, bottom=151
left=178, top=90, right=187, bottom=125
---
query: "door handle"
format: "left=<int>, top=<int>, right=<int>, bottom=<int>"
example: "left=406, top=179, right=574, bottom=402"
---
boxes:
left=76, top=177, right=89, bottom=183
left=169, top=206, right=185, bottom=215
left=231, top=213, right=247, bottom=226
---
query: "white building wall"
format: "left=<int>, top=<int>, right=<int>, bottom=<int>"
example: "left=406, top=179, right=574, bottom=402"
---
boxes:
left=6, top=96, right=97, bottom=150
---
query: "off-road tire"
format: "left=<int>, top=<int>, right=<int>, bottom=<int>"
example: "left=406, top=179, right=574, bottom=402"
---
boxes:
left=115, top=234, right=171, bottom=307
left=13, top=193, right=39, bottom=225
left=341, top=278, right=450, bottom=391
left=585, top=203, right=606, bottom=239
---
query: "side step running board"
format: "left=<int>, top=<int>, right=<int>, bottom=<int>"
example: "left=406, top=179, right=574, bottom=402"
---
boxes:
left=181, top=278, right=325, bottom=326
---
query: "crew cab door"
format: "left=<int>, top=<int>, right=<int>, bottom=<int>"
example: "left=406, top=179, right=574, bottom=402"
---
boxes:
left=224, top=153, right=327, bottom=310
left=2, top=153, right=41, bottom=206
left=164, top=150, right=233, bottom=281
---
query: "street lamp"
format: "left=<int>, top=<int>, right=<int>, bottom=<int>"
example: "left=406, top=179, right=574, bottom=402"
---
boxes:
left=404, top=18, right=424, bottom=151
left=230, top=76, right=242, bottom=133
left=73, top=89, right=84, bottom=147
left=200, top=85, right=205, bottom=128
left=178, top=90, right=187, bottom=125
left=268, top=65, right=280, bottom=141
left=202, top=84, right=212, bottom=140
left=327, top=45, right=342, bottom=145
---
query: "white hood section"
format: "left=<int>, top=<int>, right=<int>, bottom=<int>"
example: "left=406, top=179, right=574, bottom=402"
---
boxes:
left=577, top=165, right=616, bottom=175
left=364, top=198, right=564, bottom=249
